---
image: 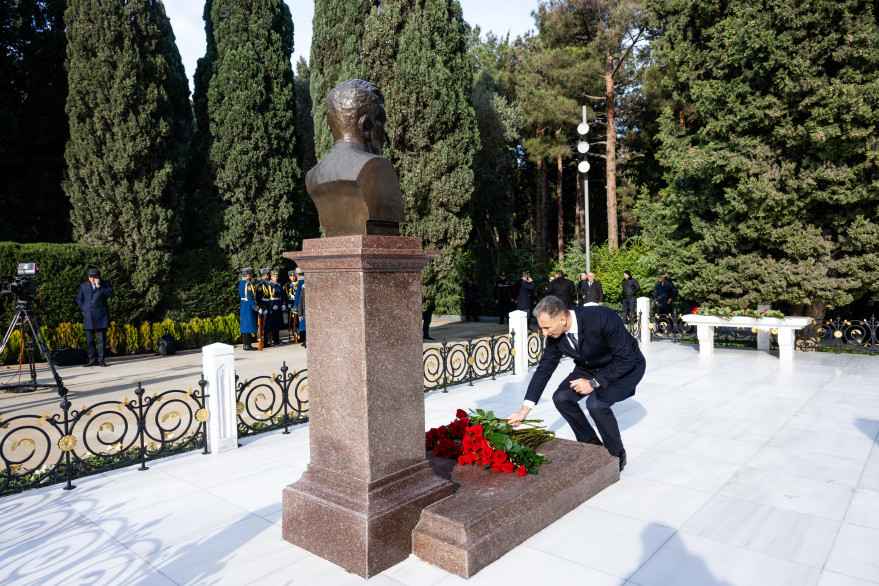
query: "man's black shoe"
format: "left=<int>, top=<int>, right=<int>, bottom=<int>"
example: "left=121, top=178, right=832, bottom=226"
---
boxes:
left=84, top=361, right=97, bottom=367
left=243, top=345, right=256, bottom=351
left=98, top=361, right=108, bottom=367
left=616, top=449, right=627, bottom=472
left=586, top=437, right=604, bottom=447
left=423, top=337, right=435, bottom=342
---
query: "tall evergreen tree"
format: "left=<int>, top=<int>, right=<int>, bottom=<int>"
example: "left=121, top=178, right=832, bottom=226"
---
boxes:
left=309, top=0, right=376, bottom=160
left=362, top=0, right=479, bottom=313
left=197, top=0, right=304, bottom=270
left=1, top=0, right=70, bottom=242
left=64, top=0, right=191, bottom=316
left=640, top=0, right=879, bottom=318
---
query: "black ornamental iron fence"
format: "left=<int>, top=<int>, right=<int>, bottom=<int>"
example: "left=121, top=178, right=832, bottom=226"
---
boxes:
left=621, top=311, right=642, bottom=341
left=423, top=333, right=515, bottom=392
left=236, top=363, right=309, bottom=436
left=0, top=379, right=209, bottom=497
left=527, top=330, right=546, bottom=367
left=797, top=316, right=879, bottom=355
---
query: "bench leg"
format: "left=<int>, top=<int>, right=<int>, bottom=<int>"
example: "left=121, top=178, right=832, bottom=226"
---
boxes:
left=697, top=325, right=715, bottom=357
left=777, top=329, right=795, bottom=360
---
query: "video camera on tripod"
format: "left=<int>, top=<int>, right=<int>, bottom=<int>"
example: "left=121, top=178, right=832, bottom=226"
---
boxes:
left=1, top=262, right=64, bottom=392
left=0, top=262, right=39, bottom=299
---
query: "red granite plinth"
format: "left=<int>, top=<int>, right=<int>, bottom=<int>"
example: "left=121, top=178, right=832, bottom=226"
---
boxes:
left=281, top=236, right=453, bottom=578
left=413, top=439, right=619, bottom=578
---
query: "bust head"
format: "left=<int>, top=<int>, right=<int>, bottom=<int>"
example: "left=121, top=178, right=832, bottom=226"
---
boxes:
left=326, top=79, right=386, bottom=155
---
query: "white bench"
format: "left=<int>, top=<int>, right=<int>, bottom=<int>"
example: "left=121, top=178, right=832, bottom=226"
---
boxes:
left=682, top=315, right=813, bottom=360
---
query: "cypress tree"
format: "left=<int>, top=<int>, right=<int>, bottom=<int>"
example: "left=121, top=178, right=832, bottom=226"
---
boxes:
left=198, top=0, right=304, bottom=270
left=641, top=0, right=879, bottom=318
left=64, top=0, right=191, bottom=317
left=1, top=0, right=70, bottom=242
left=362, top=0, right=479, bottom=313
left=309, top=0, right=377, bottom=160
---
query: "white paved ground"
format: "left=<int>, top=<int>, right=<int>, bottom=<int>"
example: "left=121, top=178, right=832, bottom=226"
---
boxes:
left=1, top=341, right=878, bottom=585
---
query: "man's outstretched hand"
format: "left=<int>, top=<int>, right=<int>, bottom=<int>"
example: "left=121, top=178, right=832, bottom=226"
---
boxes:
left=507, top=406, right=531, bottom=427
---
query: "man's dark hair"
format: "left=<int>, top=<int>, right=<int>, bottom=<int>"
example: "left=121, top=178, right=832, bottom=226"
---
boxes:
left=325, top=79, right=384, bottom=141
left=554, top=270, right=564, bottom=278
left=533, top=295, right=567, bottom=319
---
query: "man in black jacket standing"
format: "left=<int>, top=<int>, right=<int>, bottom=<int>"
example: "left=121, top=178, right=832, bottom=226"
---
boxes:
left=76, top=268, right=114, bottom=367
left=544, top=270, right=576, bottom=307
left=507, top=295, right=645, bottom=471
left=494, top=273, right=514, bottom=324
left=621, top=270, right=640, bottom=323
left=578, top=272, right=604, bottom=306
left=515, top=271, right=536, bottom=329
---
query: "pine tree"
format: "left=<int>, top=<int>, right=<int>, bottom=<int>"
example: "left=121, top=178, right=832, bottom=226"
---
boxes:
left=362, top=0, right=479, bottom=313
left=1, top=0, right=70, bottom=242
left=309, top=0, right=376, bottom=160
left=640, top=0, right=879, bottom=318
left=64, top=0, right=191, bottom=317
left=197, top=0, right=304, bottom=270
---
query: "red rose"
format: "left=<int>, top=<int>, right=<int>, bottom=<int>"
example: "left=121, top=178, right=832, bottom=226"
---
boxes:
left=516, top=466, right=528, bottom=476
left=462, top=437, right=475, bottom=450
left=456, top=409, right=467, bottom=419
left=460, top=417, right=470, bottom=427
left=464, top=426, right=472, bottom=434
left=471, top=424, right=483, bottom=434
left=502, top=461, right=515, bottom=473
left=458, top=455, right=467, bottom=465
left=493, top=451, right=508, bottom=465
left=492, top=462, right=503, bottom=472
left=436, top=426, right=447, bottom=440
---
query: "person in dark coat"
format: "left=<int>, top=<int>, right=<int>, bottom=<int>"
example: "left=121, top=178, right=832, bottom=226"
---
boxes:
left=238, top=267, right=259, bottom=351
left=494, top=273, right=514, bottom=324
left=256, top=268, right=274, bottom=347
left=75, top=268, right=114, bottom=367
left=621, top=270, right=641, bottom=323
left=653, top=275, right=677, bottom=315
left=266, top=270, right=285, bottom=345
left=578, top=272, right=604, bottom=306
left=515, top=271, right=536, bottom=328
left=463, top=278, right=480, bottom=322
left=296, top=274, right=307, bottom=348
left=544, top=270, right=576, bottom=307
left=507, top=295, right=645, bottom=472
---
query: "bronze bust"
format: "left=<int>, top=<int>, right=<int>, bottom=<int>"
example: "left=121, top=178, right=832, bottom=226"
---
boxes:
left=305, top=79, right=405, bottom=237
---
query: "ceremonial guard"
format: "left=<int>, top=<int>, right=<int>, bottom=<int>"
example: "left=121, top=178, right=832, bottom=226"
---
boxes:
left=283, top=268, right=303, bottom=342
left=238, top=267, right=259, bottom=351
left=296, top=272, right=306, bottom=348
left=256, top=268, right=273, bottom=347
left=267, top=270, right=284, bottom=345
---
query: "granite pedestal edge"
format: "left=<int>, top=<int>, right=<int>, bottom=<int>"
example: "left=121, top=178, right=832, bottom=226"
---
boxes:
left=413, top=439, right=619, bottom=578
left=281, top=236, right=454, bottom=579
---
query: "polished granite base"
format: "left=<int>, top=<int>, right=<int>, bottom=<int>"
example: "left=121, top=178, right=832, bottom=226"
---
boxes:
left=413, top=438, right=619, bottom=578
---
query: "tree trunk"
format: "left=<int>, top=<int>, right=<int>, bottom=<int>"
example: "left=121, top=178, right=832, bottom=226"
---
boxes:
left=540, top=160, right=549, bottom=265
left=536, top=159, right=546, bottom=265
left=605, top=48, right=619, bottom=251
left=804, top=301, right=829, bottom=321
left=557, top=153, right=564, bottom=262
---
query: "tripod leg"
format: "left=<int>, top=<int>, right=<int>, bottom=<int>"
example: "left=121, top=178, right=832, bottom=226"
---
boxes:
left=24, top=310, right=63, bottom=387
left=0, top=307, right=25, bottom=355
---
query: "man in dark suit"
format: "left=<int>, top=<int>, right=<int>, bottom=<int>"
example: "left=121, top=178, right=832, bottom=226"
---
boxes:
left=75, top=268, right=114, bottom=367
left=544, top=270, right=576, bottom=307
left=507, top=295, right=645, bottom=471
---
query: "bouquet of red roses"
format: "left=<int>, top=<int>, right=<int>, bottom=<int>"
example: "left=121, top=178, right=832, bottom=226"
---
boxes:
left=426, top=408, right=553, bottom=475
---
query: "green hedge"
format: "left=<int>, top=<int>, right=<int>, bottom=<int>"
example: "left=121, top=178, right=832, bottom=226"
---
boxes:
left=0, top=313, right=240, bottom=365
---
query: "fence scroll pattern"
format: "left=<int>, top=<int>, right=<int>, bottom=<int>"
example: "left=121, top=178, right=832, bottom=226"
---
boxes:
left=797, top=316, right=879, bottom=355
left=423, top=333, right=514, bottom=392
left=0, top=380, right=208, bottom=497
left=236, top=363, right=309, bottom=436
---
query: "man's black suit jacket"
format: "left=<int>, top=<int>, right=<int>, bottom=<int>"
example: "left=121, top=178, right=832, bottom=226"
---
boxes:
left=76, top=281, right=114, bottom=330
left=525, top=306, right=645, bottom=405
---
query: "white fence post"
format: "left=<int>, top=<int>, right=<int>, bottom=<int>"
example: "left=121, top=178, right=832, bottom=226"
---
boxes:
left=509, top=310, right=529, bottom=376
left=637, top=296, right=651, bottom=344
left=202, top=343, right=238, bottom=453
left=756, top=304, right=771, bottom=350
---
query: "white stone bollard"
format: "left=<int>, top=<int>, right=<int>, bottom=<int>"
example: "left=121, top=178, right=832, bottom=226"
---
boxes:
left=202, top=343, right=238, bottom=453
left=637, top=297, right=651, bottom=344
left=756, top=304, right=771, bottom=350
left=509, top=310, right=529, bottom=376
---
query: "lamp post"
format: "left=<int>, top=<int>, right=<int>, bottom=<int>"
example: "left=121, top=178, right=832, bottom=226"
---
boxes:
left=577, top=106, right=591, bottom=273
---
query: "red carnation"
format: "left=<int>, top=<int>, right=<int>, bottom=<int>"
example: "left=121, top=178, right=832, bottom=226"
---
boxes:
left=493, top=451, right=508, bottom=465
left=502, top=461, right=515, bottom=473
left=516, top=466, right=528, bottom=477
left=456, top=409, right=467, bottom=419
left=460, top=417, right=470, bottom=427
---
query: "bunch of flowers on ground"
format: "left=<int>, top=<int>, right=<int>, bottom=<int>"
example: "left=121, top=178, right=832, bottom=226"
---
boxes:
left=425, top=408, right=554, bottom=476
left=691, top=306, right=785, bottom=319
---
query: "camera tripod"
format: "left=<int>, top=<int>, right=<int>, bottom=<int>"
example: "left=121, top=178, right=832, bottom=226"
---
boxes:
left=0, top=300, right=63, bottom=393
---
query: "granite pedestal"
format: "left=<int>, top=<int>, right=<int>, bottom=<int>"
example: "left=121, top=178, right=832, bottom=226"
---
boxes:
left=413, top=439, right=619, bottom=578
left=281, top=236, right=453, bottom=578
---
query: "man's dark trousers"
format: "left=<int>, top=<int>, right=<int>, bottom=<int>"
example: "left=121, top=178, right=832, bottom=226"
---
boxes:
left=85, top=329, right=106, bottom=363
left=622, top=297, right=636, bottom=322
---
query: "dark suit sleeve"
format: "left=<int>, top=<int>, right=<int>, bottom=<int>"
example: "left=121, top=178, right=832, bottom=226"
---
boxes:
left=597, top=282, right=604, bottom=303
left=593, top=313, right=637, bottom=389
left=524, top=339, right=562, bottom=404
left=99, top=282, right=114, bottom=299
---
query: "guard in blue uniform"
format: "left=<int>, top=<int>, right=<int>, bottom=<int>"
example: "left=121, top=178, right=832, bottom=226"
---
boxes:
left=267, top=270, right=284, bottom=345
left=283, top=269, right=303, bottom=342
left=238, top=267, right=259, bottom=351
left=256, top=268, right=273, bottom=347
